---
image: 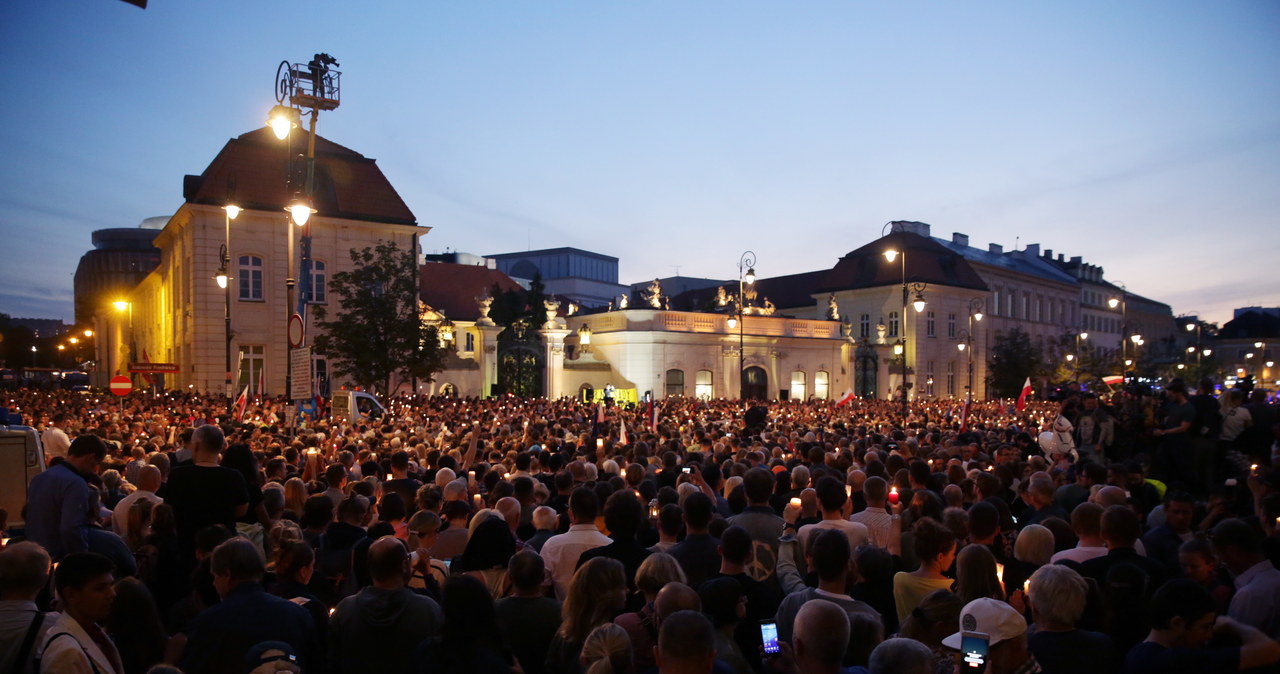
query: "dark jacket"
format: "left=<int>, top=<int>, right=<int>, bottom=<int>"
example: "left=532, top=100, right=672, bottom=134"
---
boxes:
left=328, top=586, right=443, bottom=674
left=179, top=582, right=319, bottom=674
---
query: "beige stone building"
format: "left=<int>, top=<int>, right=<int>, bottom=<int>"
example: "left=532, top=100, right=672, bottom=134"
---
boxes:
left=96, top=128, right=425, bottom=395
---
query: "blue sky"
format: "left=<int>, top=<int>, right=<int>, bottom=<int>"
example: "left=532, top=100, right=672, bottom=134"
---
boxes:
left=1, top=1, right=1277, bottom=326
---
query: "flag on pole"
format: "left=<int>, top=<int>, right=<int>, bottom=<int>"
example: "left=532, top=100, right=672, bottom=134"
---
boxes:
left=649, top=400, right=658, bottom=433
left=1016, top=377, right=1033, bottom=412
left=619, top=417, right=628, bottom=446
left=960, top=398, right=972, bottom=432
left=234, top=385, right=249, bottom=422
left=834, top=388, right=856, bottom=407
left=257, top=362, right=265, bottom=400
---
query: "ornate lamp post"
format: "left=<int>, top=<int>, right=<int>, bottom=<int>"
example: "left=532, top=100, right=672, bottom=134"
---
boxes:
left=881, top=223, right=926, bottom=418
left=216, top=204, right=240, bottom=407
left=730, top=251, right=756, bottom=399
left=269, top=54, right=341, bottom=403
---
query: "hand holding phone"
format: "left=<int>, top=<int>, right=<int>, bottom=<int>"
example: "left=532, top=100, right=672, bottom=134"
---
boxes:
left=760, top=620, right=780, bottom=656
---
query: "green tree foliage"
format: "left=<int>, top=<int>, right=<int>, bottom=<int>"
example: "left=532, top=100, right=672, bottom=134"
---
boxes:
left=314, top=240, right=445, bottom=394
left=487, top=272, right=550, bottom=327
left=986, top=327, right=1046, bottom=398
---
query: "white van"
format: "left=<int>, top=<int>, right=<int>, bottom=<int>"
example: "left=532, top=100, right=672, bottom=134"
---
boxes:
left=330, top=390, right=387, bottom=424
left=0, top=425, right=46, bottom=529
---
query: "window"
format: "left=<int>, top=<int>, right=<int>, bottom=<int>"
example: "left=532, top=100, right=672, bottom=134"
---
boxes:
left=815, top=371, right=830, bottom=400
left=237, top=345, right=265, bottom=395
left=859, top=314, right=870, bottom=338
left=790, top=371, right=806, bottom=401
left=926, top=361, right=935, bottom=396
left=947, top=361, right=956, bottom=396
left=889, top=311, right=899, bottom=338
left=238, top=255, right=263, bottom=301
left=1023, top=293, right=1030, bottom=320
left=303, top=259, right=326, bottom=304
left=695, top=370, right=714, bottom=399
left=464, top=331, right=475, bottom=352
left=926, top=311, right=936, bottom=338
left=947, top=313, right=957, bottom=338
left=666, top=369, right=685, bottom=397
left=312, top=357, right=328, bottom=394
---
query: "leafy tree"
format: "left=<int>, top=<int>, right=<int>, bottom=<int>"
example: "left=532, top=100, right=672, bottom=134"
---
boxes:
left=986, top=327, right=1047, bottom=398
left=314, top=240, right=445, bottom=394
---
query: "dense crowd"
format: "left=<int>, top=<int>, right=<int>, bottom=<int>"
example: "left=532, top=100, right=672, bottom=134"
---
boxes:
left=1, top=379, right=1278, bottom=674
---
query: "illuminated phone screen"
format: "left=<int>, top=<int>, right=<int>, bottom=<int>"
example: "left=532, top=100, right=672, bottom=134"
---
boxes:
left=760, top=621, right=779, bottom=654
left=961, top=632, right=989, bottom=670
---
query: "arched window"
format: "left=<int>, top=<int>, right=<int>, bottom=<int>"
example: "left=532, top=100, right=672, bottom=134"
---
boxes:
left=665, top=369, right=685, bottom=397
left=790, top=371, right=806, bottom=401
left=303, top=259, right=327, bottom=304
left=238, top=255, right=263, bottom=301
left=695, top=369, right=714, bottom=399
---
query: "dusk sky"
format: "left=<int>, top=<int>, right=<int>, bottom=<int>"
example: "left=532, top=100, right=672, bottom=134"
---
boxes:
left=1, top=1, right=1277, bottom=326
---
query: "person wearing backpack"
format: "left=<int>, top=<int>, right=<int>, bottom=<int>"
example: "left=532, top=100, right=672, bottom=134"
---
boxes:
left=38, top=552, right=122, bottom=674
left=0, top=542, right=58, bottom=674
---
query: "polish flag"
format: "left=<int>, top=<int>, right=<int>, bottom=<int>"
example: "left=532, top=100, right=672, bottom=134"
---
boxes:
left=619, top=417, right=628, bottom=446
left=234, top=385, right=250, bottom=422
left=834, top=389, right=856, bottom=407
left=1015, top=378, right=1033, bottom=412
left=960, top=398, right=972, bottom=432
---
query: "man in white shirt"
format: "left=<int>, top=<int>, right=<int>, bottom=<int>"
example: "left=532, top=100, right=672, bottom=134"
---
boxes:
left=850, top=476, right=894, bottom=548
left=40, top=414, right=71, bottom=464
left=112, top=465, right=164, bottom=536
left=799, top=476, right=868, bottom=552
left=1213, top=518, right=1280, bottom=638
left=539, top=487, right=610, bottom=599
left=1050, top=501, right=1110, bottom=565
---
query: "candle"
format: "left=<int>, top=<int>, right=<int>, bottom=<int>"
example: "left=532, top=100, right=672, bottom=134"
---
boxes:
left=995, top=563, right=1005, bottom=584
left=596, top=438, right=604, bottom=451
left=472, top=494, right=483, bottom=508
left=845, top=485, right=852, bottom=498
left=328, top=608, right=335, bottom=616
left=1023, top=579, right=1030, bottom=594
left=789, top=497, right=802, bottom=509
left=888, top=487, right=899, bottom=505
left=467, top=471, right=475, bottom=482
left=1252, top=464, right=1259, bottom=475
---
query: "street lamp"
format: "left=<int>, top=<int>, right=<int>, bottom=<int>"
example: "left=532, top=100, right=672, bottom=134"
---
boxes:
left=734, top=250, right=756, bottom=400
left=271, top=53, right=342, bottom=404
left=881, top=222, right=926, bottom=418
left=30, top=345, right=36, bottom=367
left=219, top=204, right=240, bottom=406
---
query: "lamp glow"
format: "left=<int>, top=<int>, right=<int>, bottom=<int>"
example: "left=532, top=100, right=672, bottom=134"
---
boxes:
left=893, top=343, right=904, bottom=356
left=912, top=291, right=926, bottom=313
left=727, top=316, right=737, bottom=329
left=1131, top=334, right=1142, bottom=344
left=84, top=330, right=93, bottom=337
left=1108, top=297, right=1119, bottom=309
left=1079, top=332, right=1088, bottom=340
left=973, top=312, right=984, bottom=322
left=287, top=201, right=315, bottom=226
left=224, top=204, right=242, bottom=220
left=113, top=301, right=129, bottom=312
left=957, top=342, right=966, bottom=351
left=1185, top=323, right=1195, bottom=332
left=1203, top=349, right=1212, bottom=356
left=744, top=267, right=756, bottom=285
left=883, top=249, right=899, bottom=263
left=215, top=272, right=229, bottom=289
left=266, top=105, right=298, bottom=140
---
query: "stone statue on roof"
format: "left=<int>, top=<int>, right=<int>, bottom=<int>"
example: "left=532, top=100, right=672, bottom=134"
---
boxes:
left=644, top=278, right=664, bottom=308
left=475, top=292, right=495, bottom=326
left=826, top=294, right=839, bottom=321
left=716, top=286, right=728, bottom=307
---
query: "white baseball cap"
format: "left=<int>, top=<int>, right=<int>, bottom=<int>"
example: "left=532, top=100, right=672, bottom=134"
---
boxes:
left=942, top=598, right=1027, bottom=650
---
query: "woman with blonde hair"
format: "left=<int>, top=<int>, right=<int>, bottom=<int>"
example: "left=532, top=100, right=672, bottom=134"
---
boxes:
left=953, top=543, right=1004, bottom=604
left=546, top=557, right=627, bottom=674
left=615, top=552, right=686, bottom=672
left=580, top=623, right=632, bottom=674
left=283, top=477, right=307, bottom=520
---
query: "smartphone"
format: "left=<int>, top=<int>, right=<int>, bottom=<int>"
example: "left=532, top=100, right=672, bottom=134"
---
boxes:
left=760, top=620, right=780, bottom=656
left=960, top=631, right=989, bottom=671
left=682, top=466, right=692, bottom=474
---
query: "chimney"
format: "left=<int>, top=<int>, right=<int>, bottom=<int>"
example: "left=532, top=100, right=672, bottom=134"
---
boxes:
left=1025, top=243, right=1040, bottom=256
left=1044, top=248, right=1053, bottom=259
left=1069, top=256, right=1082, bottom=265
left=1057, top=253, right=1064, bottom=262
left=989, top=243, right=1004, bottom=254
left=952, top=232, right=969, bottom=247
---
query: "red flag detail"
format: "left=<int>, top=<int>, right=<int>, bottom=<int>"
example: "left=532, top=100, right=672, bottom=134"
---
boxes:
left=1016, top=377, right=1032, bottom=412
left=835, top=389, right=856, bottom=407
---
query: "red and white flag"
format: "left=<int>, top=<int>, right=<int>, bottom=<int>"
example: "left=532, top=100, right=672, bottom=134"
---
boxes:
left=234, top=385, right=250, bottom=422
left=834, top=388, right=856, bottom=407
left=960, top=398, right=972, bottom=432
left=1015, top=377, right=1033, bottom=412
left=619, top=417, right=628, bottom=446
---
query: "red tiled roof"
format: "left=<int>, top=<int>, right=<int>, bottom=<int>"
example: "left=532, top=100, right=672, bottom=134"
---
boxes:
left=183, top=127, right=417, bottom=226
left=420, top=263, right=523, bottom=320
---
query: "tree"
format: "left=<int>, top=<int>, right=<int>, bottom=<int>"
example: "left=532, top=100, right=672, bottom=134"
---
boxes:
left=314, top=240, right=445, bottom=394
left=986, top=327, right=1047, bottom=398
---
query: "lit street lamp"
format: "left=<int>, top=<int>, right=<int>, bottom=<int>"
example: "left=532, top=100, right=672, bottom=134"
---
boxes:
left=271, top=54, right=342, bottom=404
left=732, top=251, right=756, bottom=399
left=218, top=204, right=240, bottom=406
left=882, top=223, right=926, bottom=418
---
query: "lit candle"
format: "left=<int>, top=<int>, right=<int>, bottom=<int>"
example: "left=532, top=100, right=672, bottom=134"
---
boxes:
left=1023, top=579, right=1030, bottom=594
left=473, top=494, right=483, bottom=508
left=1252, top=464, right=1259, bottom=475
left=328, top=608, right=335, bottom=616
left=888, top=487, right=899, bottom=505
left=845, top=485, right=852, bottom=497
left=789, top=497, right=802, bottom=509
left=596, top=438, right=604, bottom=451
left=995, top=563, right=1005, bottom=584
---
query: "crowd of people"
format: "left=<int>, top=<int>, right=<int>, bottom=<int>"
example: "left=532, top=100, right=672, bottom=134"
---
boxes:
left=0, top=380, right=1278, bottom=674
